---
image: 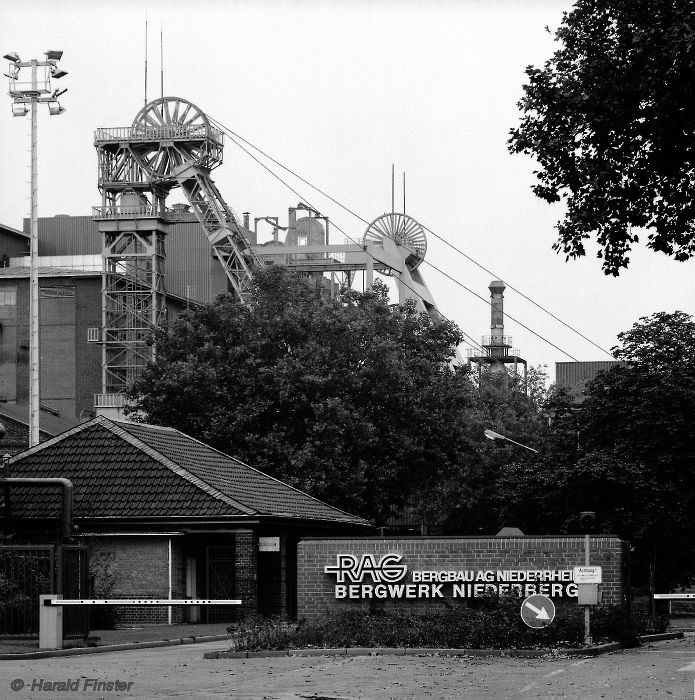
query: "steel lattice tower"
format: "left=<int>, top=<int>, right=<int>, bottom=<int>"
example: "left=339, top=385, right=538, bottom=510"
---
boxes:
left=93, top=97, right=258, bottom=403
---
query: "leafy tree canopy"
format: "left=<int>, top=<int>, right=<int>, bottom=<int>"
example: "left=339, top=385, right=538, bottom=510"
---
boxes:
left=509, top=0, right=695, bottom=275
left=496, top=312, right=695, bottom=588
left=129, top=267, right=506, bottom=523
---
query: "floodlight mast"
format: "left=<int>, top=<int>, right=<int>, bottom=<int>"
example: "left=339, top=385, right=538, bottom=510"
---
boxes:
left=4, top=51, right=67, bottom=446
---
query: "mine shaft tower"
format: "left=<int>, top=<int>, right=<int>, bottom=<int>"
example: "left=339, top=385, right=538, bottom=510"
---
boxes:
left=93, top=97, right=259, bottom=403
left=93, top=97, right=455, bottom=408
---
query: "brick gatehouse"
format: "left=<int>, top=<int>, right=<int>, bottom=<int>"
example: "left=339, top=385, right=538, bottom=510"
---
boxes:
left=3, top=417, right=370, bottom=624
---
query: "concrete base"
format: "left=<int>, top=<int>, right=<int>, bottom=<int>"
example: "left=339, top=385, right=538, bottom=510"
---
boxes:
left=39, top=595, right=63, bottom=650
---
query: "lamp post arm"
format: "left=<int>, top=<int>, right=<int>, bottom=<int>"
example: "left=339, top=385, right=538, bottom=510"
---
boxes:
left=500, top=436, right=538, bottom=454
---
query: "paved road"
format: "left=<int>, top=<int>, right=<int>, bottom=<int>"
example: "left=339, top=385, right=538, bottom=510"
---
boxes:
left=2, top=637, right=695, bottom=698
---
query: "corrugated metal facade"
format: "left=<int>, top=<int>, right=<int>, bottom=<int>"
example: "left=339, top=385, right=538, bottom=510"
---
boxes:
left=555, top=361, right=625, bottom=403
left=30, top=215, right=99, bottom=255
left=28, top=214, right=240, bottom=304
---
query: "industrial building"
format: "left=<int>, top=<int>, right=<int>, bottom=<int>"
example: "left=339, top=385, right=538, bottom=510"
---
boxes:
left=0, top=95, right=451, bottom=431
left=0, top=226, right=192, bottom=422
left=26, top=213, right=229, bottom=305
left=555, top=361, right=625, bottom=403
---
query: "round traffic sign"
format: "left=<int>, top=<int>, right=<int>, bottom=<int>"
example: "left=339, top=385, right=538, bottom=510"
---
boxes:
left=520, top=594, right=556, bottom=628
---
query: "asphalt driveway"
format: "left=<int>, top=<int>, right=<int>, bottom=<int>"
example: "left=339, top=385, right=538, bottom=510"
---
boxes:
left=2, top=636, right=695, bottom=698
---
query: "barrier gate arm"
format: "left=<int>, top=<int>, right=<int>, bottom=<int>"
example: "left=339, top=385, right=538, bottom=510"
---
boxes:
left=45, top=598, right=241, bottom=605
left=653, top=594, right=695, bottom=599
left=40, top=596, right=242, bottom=650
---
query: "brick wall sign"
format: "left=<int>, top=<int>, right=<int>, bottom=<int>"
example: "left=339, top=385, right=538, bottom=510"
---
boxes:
left=297, top=536, right=626, bottom=620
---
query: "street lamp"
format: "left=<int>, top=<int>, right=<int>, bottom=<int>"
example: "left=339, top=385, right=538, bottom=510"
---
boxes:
left=5, top=50, right=68, bottom=447
left=484, top=429, right=539, bottom=454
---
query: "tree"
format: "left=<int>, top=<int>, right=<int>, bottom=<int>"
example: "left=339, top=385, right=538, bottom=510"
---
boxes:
left=492, top=308, right=695, bottom=590
left=129, top=267, right=490, bottom=523
left=436, top=364, right=548, bottom=535
left=509, top=0, right=695, bottom=275
left=578, top=311, right=695, bottom=588
left=582, top=311, right=695, bottom=471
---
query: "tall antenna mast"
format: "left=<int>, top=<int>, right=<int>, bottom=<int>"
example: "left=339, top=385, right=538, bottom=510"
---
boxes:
left=391, top=163, right=395, bottom=212
left=144, top=12, right=148, bottom=107
left=403, top=171, right=406, bottom=214
left=160, top=22, right=164, bottom=102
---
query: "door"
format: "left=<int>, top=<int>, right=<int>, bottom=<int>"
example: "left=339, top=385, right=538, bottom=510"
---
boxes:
left=257, top=550, right=282, bottom=618
left=205, top=545, right=236, bottom=623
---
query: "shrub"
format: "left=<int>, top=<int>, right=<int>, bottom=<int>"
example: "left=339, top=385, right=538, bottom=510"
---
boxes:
left=227, top=599, right=656, bottom=651
left=225, top=614, right=296, bottom=650
left=87, top=546, right=119, bottom=630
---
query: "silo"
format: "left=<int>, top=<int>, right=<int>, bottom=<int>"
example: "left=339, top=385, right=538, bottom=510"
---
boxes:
left=287, top=216, right=326, bottom=260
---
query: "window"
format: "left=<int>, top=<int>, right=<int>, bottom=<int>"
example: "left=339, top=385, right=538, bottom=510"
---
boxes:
left=297, top=234, right=308, bottom=246
left=87, top=328, right=100, bottom=343
left=0, top=289, right=16, bottom=305
left=0, top=287, right=17, bottom=320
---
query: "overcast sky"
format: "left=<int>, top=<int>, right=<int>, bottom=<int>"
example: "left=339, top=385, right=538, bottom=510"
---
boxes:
left=1, top=0, right=693, bottom=379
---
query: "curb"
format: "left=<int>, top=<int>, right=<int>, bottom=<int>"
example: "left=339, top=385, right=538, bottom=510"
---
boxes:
left=638, top=632, right=684, bottom=643
left=5, top=634, right=673, bottom=662
left=203, top=642, right=622, bottom=660
left=0, top=633, right=234, bottom=660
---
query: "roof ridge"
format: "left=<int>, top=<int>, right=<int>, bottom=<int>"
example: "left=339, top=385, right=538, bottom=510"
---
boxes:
left=7, top=417, right=101, bottom=463
left=101, top=419, right=257, bottom=516
left=154, top=423, right=366, bottom=521
left=112, top=419, right=177, bottom=432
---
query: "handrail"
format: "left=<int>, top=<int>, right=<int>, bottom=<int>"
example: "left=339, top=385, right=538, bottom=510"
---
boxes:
left=94, top=125, right=223, bottom=143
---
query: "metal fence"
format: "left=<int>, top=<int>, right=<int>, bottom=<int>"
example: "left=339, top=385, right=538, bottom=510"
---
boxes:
left=0, top=545, right=88, bottom=639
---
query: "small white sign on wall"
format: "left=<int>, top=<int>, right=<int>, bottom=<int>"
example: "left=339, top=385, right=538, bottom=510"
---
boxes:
left=259, top=536, right=280, bottom=552
left=573, top=566, right=602, bottom=584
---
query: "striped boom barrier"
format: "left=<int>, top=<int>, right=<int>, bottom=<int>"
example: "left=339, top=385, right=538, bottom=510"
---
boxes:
left=44, top=599, right=241, bottom=606
left=39, top=595, right=242, bottom=650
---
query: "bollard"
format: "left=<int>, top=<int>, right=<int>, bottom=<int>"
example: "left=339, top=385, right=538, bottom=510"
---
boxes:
left=39, top=594, right=63, bottom=650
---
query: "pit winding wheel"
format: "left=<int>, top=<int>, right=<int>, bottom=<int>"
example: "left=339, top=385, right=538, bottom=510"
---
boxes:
left=363, top=212, right=427, bottom=274
left=130, top=96, right=221, bottom=180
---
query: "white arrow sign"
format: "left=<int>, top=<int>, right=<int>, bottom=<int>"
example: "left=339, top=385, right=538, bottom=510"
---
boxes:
left=521, top=594, right=556, bottom=628
left=524, top=600, right=550, bottom=620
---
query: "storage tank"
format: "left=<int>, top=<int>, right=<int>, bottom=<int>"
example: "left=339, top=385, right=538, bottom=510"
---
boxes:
left=286, top=216, right=325, bottom=260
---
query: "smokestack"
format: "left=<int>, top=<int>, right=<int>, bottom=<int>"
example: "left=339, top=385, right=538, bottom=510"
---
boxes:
left=489, top=280, right=506, bottom=347
left=243, top=212, right=250, bottom=229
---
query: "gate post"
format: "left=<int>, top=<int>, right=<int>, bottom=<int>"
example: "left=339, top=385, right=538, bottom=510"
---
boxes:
left=39, top=595, right=63, bottom=650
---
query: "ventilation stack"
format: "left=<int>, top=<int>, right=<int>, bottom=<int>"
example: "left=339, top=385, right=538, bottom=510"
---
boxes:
left=487, top=280, right=508, bottom=357
left=467, top=280, right=527, bottom=393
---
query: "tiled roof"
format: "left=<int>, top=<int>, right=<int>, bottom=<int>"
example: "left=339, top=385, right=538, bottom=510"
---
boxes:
left=4, top=417, right=368, bottom=526
left=114, top=420, right=365, bottom=523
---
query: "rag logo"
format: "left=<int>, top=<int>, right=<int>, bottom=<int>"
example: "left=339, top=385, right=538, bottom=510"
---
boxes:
left=324, top=553, right=407, bottom=583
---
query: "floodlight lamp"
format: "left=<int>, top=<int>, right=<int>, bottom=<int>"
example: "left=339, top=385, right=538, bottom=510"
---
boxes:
left=50, top=66, right=67, bottom=79
left=48, top=101, right=66, bottom=116
left=3, top=51, right=20, bottom=63
left=12, top=103, right=28, bottom=117
left=52, top=87, right=68, bottom=98
left=44, top=50, right=63, bottom=61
